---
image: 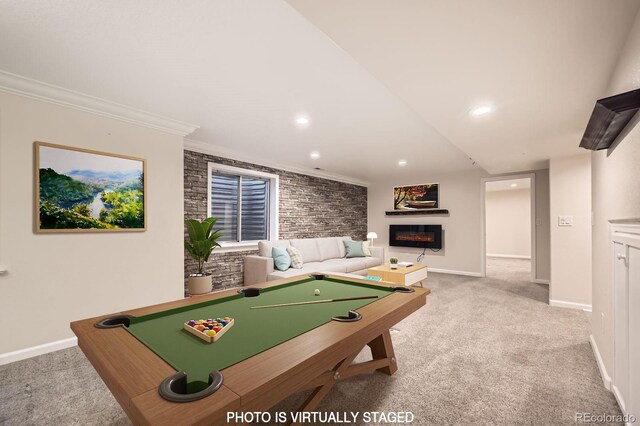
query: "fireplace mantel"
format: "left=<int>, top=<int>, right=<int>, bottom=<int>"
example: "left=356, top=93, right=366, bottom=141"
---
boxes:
left=385, top=209, right=449, bottom=216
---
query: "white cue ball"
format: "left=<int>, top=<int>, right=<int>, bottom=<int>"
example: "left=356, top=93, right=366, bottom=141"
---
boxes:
left=314, top=289, right=320, bottom=296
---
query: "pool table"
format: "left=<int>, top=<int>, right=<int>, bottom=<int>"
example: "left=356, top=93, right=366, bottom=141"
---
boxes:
left=71, top=273, right=429, bottom=425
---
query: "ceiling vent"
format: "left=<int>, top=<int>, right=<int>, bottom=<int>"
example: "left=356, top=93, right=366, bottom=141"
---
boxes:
left=579, top=88, right=640, bottom=151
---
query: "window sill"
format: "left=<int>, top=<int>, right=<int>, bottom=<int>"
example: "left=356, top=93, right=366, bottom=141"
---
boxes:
left=215, top=242, right=259, bottom=253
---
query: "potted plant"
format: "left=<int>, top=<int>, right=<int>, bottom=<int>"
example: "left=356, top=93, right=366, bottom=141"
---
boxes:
left=184, top=217, right=222, bottom=295
left=390, top=257, right=399, bottom=269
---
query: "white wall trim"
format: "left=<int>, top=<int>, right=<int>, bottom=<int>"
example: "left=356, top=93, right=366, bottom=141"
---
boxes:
left=533, top=279, right=550, bottom=285
left=427, top=267, right=483, bottom=277
left=549, top=299, right=592, bottom=312
left=215, top=243, right=259, bottom=253
left=185, top=138, right=369, bottom=187
left=589, top=334, right=612, bottom=390
left=0, top=337, right=77, bottom=366
left=486, top=254, right=532, bottom=259
left=0, top=70, right=199, bottom=137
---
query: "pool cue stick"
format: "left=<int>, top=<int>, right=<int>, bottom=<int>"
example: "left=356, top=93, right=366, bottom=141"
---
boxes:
left=250, top=295, right=378, bottom=309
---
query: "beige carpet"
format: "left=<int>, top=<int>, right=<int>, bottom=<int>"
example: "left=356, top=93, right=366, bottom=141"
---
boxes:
left=0, top=258, right=622, bottom=425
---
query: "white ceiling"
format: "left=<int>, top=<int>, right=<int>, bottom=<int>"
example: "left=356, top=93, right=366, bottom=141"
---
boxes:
left=1, top=1, right=638, bottom=182
left=0, top=0, right=477, bottom=184
left=486, top=178, right=531, bottom=192
left=286, top=0, right=640, bottom=174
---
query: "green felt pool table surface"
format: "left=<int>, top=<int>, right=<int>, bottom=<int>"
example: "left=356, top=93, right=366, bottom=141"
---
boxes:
left=126, top=277, right=394, bottom=387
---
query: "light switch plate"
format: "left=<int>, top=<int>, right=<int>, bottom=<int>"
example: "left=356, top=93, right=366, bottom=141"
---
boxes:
left=558, top=216, right=574, bottom=226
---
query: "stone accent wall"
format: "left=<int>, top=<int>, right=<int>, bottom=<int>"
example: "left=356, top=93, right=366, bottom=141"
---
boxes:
left=184, top=150, right=367, bottom=292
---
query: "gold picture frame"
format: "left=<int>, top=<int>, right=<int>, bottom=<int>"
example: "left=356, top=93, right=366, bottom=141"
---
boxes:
left=35, top=141, right=147, bottom=233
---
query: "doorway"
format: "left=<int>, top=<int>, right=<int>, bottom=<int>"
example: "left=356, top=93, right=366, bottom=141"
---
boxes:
left=481, top=174, right=536, bottom=281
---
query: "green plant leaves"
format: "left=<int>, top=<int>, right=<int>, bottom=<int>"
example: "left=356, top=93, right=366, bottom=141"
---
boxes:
left=184, top=217, right=222, bottom=274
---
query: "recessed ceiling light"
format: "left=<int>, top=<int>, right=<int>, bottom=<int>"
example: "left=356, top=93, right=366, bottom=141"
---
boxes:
left=398, top=160, right=407, bottom=166
left=310, top=151, right=320, bottom=160
left=470, top=105, right=493, bottom=116
left=295, top=116, right=310, bottom=126
left=510, top=183, right=518, bottom=188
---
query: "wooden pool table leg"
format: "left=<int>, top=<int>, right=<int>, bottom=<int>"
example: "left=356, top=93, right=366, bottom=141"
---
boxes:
left=367, top=329, right=398, bottom=375
left=296, top=350, right=360, bottom=412
left=293, top=329, right=398, bottom=419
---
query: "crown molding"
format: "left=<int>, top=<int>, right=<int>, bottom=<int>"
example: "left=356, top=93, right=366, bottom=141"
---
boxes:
left=184, top=139, right=369, bottom=187
left=0, top=70, right=199, bottom=137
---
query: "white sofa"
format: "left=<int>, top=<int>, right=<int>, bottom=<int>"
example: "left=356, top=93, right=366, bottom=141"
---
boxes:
left=243, top=236, right=385, bottom=285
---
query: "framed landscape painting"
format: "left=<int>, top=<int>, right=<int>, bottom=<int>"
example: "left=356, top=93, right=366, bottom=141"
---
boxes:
left=35, top=142, right=146, bottom=233
left=393, top=183, right=439, bottom=210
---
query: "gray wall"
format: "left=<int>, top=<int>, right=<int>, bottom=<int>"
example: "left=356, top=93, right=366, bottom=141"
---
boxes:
left=591, top=7, right=640, bottom=374
left=486, top=188, right=531, bottom=258
left=367, top=167, right=550, bottom=280
left=549, top=155, right=592, bottom=307
left=367, top=168, right=489, bottom=275
left=184, top=149, right=367, bottom=290
left=533, top=168, right=551, bottom=283
left=0, top=92, right=186, bottom=354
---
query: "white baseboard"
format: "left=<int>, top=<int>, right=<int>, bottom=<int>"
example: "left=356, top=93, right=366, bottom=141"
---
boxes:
left=589, top=334, right=612, bottom=390
left=486, top=254, right=531, bottom=260
left=533, top=279, right=550, bottom=285
left=612, top=385, right=626, bottom=417
left=549, top=299, right=592, bottom=312
left=0, top=337, right=77, bottom=366
left=427, top=268, right=483, bottom=277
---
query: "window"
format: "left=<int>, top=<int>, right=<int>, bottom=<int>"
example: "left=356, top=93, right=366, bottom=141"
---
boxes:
left=208, top=163, right=278, bottom=247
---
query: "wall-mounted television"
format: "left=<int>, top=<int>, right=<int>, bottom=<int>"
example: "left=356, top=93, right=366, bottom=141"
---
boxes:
left=389, top=224, right=442, bottom=249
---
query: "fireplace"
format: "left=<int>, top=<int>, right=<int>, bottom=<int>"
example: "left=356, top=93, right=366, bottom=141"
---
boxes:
left=389, top=224, right=442, bottom=249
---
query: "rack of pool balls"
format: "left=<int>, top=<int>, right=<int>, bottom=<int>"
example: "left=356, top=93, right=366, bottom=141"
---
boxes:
left=183, top=317, right=234, bottom=343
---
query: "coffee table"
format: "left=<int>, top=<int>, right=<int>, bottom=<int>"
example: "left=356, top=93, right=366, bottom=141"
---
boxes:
left=367, top=264, right=427, bottom=288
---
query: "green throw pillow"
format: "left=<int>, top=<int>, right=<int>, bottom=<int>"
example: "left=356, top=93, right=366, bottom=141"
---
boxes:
left=343, top=240, right=365, bottom=258
left=272, top=246, right=291, bottom=271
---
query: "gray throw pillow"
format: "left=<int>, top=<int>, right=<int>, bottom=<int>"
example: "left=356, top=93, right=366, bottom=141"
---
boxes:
left=343, top=240, right=365, bottom=258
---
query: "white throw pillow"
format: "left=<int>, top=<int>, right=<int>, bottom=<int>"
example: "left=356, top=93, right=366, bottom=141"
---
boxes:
left=362, top=241, right=372, bottom=257
left=287, top=246, right=304, bottom=269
